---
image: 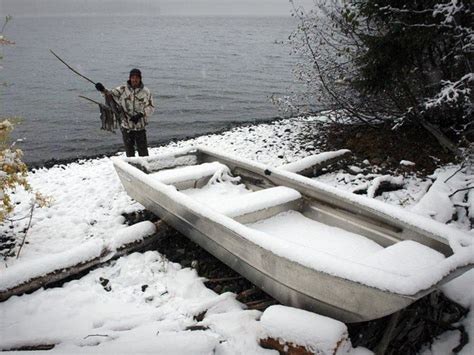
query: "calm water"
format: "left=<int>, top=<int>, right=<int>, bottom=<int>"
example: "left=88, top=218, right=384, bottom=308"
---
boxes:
left=1, top=15, right=301, bottom=166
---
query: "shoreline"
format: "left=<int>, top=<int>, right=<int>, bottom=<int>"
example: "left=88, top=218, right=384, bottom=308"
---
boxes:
left=27, top=116, right=286, bottom=170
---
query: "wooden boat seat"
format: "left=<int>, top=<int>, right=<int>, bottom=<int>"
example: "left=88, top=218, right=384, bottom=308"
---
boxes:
left=213, top=186, right=303, bottom=224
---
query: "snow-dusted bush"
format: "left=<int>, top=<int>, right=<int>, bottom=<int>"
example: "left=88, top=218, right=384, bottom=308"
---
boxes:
left=287, top=0, right=473, bottom=145
left=0, top=17, right=48, bottom=224
left=0, top=119, right=31, bottom=222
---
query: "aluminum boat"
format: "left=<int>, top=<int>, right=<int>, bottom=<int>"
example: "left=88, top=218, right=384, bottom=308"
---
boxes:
left=112, top=147, right=473, bottom=323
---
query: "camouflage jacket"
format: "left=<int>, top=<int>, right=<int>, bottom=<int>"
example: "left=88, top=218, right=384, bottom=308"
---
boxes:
left=109, top=81, right=155, bottom=131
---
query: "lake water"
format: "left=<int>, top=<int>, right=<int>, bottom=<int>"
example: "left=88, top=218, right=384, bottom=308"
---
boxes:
left=1, top=15, right=301, bottom=166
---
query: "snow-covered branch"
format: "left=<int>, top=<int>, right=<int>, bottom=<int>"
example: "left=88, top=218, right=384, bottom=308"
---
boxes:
left=425, top=73, right=473, bottom=109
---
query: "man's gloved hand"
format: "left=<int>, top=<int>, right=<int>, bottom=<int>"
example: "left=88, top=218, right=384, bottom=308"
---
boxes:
left=130, top=112, right=144, bottom=124
left=95, top=82, right=106, bottom=92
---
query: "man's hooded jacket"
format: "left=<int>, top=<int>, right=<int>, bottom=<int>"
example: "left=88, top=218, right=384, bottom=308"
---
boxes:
left=110, top=80, right=155, bottom=131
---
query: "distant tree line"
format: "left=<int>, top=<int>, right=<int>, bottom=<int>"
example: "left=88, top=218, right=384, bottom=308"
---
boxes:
left=286, top=0, right=473, bottom=151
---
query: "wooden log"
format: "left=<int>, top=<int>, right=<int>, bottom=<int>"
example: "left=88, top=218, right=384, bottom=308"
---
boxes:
left=0, top=220, right=172, bottom=302
left=419, top=120, right=461, bottom=157
left=279, top=150, right=352, bottom=177
left=260, top=337, right=314, bottom=355
left=259, top=305, right=352, bottom=355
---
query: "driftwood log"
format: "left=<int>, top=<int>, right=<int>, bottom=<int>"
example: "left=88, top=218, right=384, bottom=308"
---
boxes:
left=0, top=220, right=172, bottom=302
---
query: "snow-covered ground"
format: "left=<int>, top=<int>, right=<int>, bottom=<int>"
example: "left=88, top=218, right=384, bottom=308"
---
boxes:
left=1, top=117, right=473, bottom=354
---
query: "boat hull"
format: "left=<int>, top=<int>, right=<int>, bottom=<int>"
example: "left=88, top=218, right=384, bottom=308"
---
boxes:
left=114, top=158, right=428, bottom=323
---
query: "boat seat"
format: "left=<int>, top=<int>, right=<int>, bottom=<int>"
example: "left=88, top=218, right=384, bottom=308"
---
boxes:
left=360, top=240, right=445, bottom=276
left=150, top=162, right=225, bottom=189
left=214, top=186, right=303, bottom=223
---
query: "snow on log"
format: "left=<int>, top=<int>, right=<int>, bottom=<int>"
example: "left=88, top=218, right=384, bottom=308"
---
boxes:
left=367, top=175, right=404, bottom=198
left=352, top=175, right=404, bottom=198
left=0, top=221, right=164, bottom=302
left=279, top=150, right=352, bottom=177
left=411, top=168, right=463, bottom=224
left=259, top=305, right=355, bottom=355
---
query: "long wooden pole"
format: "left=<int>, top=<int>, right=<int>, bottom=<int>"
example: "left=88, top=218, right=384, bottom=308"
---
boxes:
left=51, top=49, right=129, bottom=119
left=49, top=49, right=96, bottom=85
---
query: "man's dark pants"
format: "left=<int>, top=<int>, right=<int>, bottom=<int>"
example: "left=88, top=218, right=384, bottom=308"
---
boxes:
left=121, top=128, right=149, bottom=157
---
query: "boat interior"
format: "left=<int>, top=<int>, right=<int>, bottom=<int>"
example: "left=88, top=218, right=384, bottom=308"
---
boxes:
left=127, top=149, right=452, bottom=271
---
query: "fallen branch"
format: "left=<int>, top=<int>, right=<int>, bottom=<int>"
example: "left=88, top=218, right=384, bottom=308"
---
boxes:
left=444, top=163, right=465, bottom=183
left=1, top=343, right=56, bottom=351
left=449, top=187, right=474, bottom=198
left=204, top=276, right=244, bottom=283
left=236, top=287, right=260, bottom=301
left=419, top=120, right=462, bottom=157
left=16, top=201, right=36, bottom=259
left=353, top=176, right=405, bottom=198
left=246, top=300, right=277, bottom=311
left=368, top=175, right=404, bottom=198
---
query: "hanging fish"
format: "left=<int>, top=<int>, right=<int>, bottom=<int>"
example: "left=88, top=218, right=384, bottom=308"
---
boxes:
left=79, top=95, right=118, bottom=133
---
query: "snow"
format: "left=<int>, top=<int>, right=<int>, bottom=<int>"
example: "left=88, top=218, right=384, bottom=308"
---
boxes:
left=261, top=305, right=351, bottom=354
left=360, top=240, right=445, bottom=276
left=411, top=168, right=460, bottom=224
left=184, top=184, right=302, bottom=218
left=150, top=161, right=225, bottom=184
left=1, top=116, right=473, bottom=354
left=367, top=175, right=404, bottom=198
left=248, top=210, right=383, bottom=262
left=126, top=148, right=198, bottom=172
left=182, top=179, right=253, bottom=207
left=107, top=220, right=156, bottom=251
left=0, top=221, right=156, bottom=292
left=0, top=239, right=104, bottom=292
left=0, top=252, right=247, bottom=354
left=279, top=149, right=351, bottom=173
left=400, top=160, right=415, bottom=166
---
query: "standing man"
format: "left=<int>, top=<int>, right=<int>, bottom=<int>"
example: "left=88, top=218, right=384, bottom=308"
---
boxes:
left=95, top=69, right=154, bottom=157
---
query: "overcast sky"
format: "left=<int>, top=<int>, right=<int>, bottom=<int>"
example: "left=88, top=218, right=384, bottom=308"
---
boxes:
left=0, top=0, right=315, bottom=17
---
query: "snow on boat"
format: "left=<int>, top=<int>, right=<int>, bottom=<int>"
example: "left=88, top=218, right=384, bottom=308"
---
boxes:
left=112, top=147, right=473, bottom=323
